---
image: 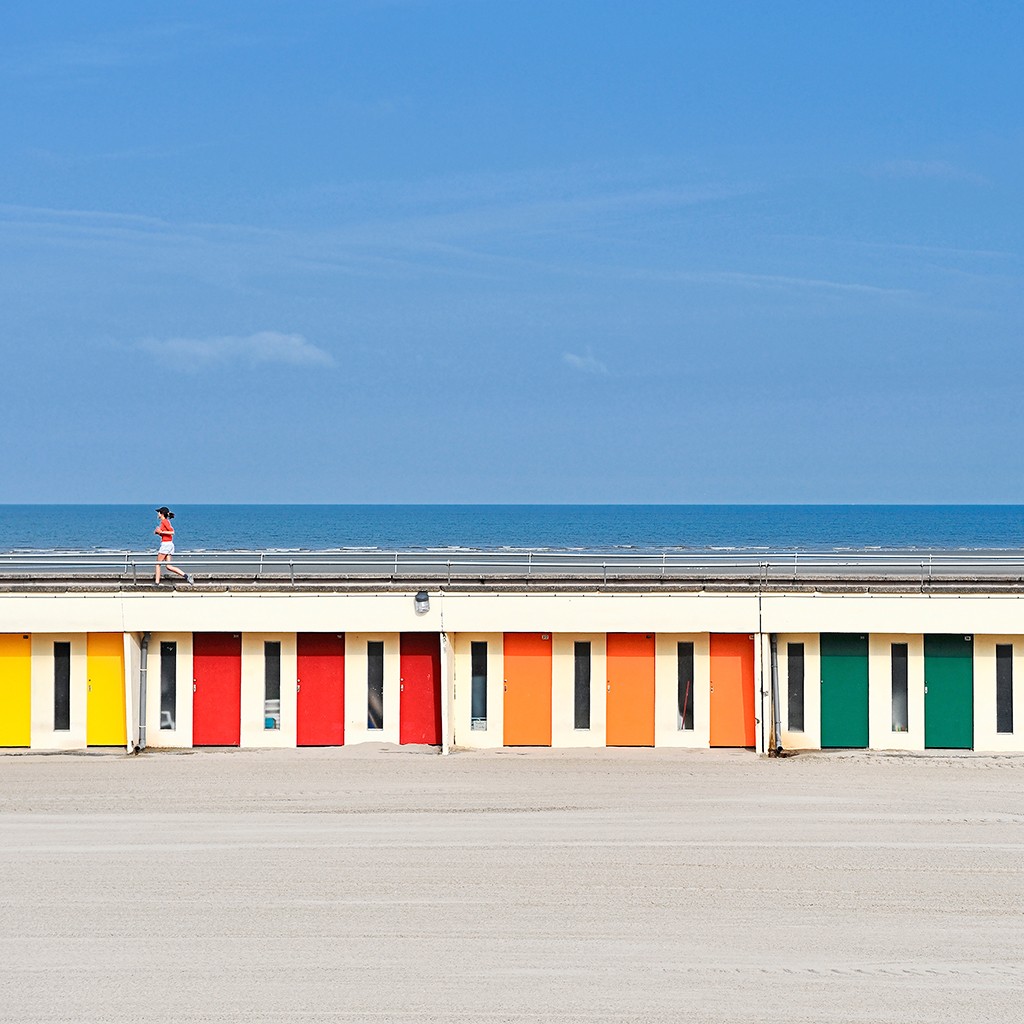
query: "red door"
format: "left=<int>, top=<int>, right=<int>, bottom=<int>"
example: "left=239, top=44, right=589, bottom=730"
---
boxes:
left=192, top=633, right=241, bottom=746
left=399, top=633, right=442, bottom=745
left=297, top=633, right=345, bottom=746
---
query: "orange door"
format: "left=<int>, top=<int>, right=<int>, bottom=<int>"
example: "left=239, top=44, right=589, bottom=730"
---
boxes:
left=503, top=633, right=551, bottom=746
left=709, top=634, right=755, bottom=747
left=606, top=633, right=655, bottom=746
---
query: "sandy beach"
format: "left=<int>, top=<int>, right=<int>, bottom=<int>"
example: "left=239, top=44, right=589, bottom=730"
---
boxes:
left=0, top=746, right=1021, bottom=1023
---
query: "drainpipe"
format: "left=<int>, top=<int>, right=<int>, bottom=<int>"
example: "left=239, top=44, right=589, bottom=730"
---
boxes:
left=440, top=631, right=451, bottom=756
left=138, top=632, right=151, bottom=752
left=769, top=633, right=782, bottom=756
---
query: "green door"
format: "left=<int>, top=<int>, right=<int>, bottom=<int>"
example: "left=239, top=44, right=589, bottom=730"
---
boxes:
left=924, top=635, right=973, bottom=749
left=820, top=633, right=869, bottom=748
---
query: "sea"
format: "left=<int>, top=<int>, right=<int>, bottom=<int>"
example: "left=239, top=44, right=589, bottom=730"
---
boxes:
left=1, top=505, right=1023, bottom=553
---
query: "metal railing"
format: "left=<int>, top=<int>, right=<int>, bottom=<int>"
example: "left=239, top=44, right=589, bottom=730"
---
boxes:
left=2, top=548, right=1024, bottom=584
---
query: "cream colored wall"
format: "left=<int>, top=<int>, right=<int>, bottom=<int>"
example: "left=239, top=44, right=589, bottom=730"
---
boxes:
left=440, top=592, right=761, bottom=634
left=450, top=632, right=504, bottom=749
left=8, top=596, right=125, bottom=633
left=774, top=634, right=820, bottom=750
left=753, top=633, right=767, bottom=754
left=125, top=632, right=140, bottom=753
left=30, top=634, right=87, bottom=750
left=868, top=635, right=924, bottom=751
left=654, top=634, right=709, bottom=748
left=762, top=594, right=1024, bottom=635
left=145, top=633, right=194, bottom=749
left=551, top=634, right=606, bottom=747
left=240, top=633, right=297, bottom=749
left=0, top=590, right=762, bottom=635
left=344, top=633, right=400, bottom=745
left=758, top=633, right=772, bottom=754
left=973, top=636, right=1023, bottom=752
left=440, top=632, right=453, bottom=754
left=0, top=592, right=438, bottom=635
left=7, top=588, right=1024, bottom=638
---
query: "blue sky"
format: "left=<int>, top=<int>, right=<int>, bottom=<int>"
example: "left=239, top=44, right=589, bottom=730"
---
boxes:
left=1, top=1, right=1021, bottom=503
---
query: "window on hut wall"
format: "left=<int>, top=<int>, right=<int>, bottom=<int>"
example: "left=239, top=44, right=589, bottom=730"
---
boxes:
left=264, top=641, right=281, bottom=730
left=677, top=641, right=694, bottom=731
left=996, top=644, right=1014, bottom=734
left=574, top=641, right=591, bottom=730
left=54, top=641, right=71, bottom=731
left=891, top=643, right=909, bottom=732
left=160, top=641, right=176, bottom=730
left=367, top=641, right=384, bottom=729
left=787, top=643, right=804, bottom=732
left=470, top=641, right=487, bottom=730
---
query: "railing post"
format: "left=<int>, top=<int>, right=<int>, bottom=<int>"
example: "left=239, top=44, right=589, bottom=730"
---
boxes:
left=447, top=559, right=452, bottom=586
left=528, top=552, right=533, bottom=576
left=289, top=560, right=295, bottom=586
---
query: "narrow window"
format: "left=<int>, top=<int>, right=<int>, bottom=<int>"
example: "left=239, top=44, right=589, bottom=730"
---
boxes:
left=470, top=641, right=487, bottom=730
left=54, top=641, right=71, bottom=731
left=367, top=641, right=384, bottom=729
left=996, top=644, right=1014, bottom=734
left=677, top=642, right=694, bottom=730
left=787, top=643, right=804, bottom=732
left=160, top=641, right=176, bottom=730
left=574, top=641, right=591, bottom=730
left=891, top=642, right=909, bottom=732
left=264, top=641, right=281, bottom=730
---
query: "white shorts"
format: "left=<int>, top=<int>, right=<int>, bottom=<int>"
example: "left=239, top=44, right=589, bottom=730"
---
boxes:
left=158, top=541, right=175, bottom=555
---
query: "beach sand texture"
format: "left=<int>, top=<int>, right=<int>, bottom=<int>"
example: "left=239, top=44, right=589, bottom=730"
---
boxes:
left=0, top=746, right=1021, bottom=1023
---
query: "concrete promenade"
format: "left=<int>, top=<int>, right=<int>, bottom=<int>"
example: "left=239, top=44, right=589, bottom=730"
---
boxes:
left=6, top=547, right=1024, bottom=591
left=0, top=747, right=1021, bottom=1023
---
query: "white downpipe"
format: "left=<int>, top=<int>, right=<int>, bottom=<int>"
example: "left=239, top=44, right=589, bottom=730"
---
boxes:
left=440, top=630, right=452, bottom=755
left=769, top=633, right=782, bottom=756
left=123, top=632, right=136, bottom=754
left=138, top=632, right=151, bottom=751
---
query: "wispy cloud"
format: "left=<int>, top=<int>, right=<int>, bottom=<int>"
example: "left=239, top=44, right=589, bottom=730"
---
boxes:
left=24, top=141, right=218, bottom=166
left=0, top=23, right=201, bottom=77
left=137, top=331, right=335, bottom=369
left=0, top=164, right=754, bottom=287
left=872, top=159, right=989, bottom=186
left=563, top=349, right=609, bottom=375
left=0, top=21, right=273, bottom=78
left=781, top=234, right=1018, bottom=262
left=692, top=270, right=909, bottom=297
left=612, top=266, right=912, bottom=298
left=0, top=193, right=923, bottom=304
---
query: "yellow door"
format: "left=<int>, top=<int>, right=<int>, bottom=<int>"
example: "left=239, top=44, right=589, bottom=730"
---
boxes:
left=87, top=633, right=126, bottom=746
left=0, top=635, right=31, bottom=747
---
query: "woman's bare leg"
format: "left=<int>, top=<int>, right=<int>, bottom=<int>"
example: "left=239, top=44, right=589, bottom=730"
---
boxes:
left=164, top=557, right=186, bottom=579
left=155, top=552, right=185, bottom=582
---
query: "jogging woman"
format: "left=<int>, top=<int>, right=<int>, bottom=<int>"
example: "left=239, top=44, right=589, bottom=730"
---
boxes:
left=154, top=507, right=194, bottom=584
